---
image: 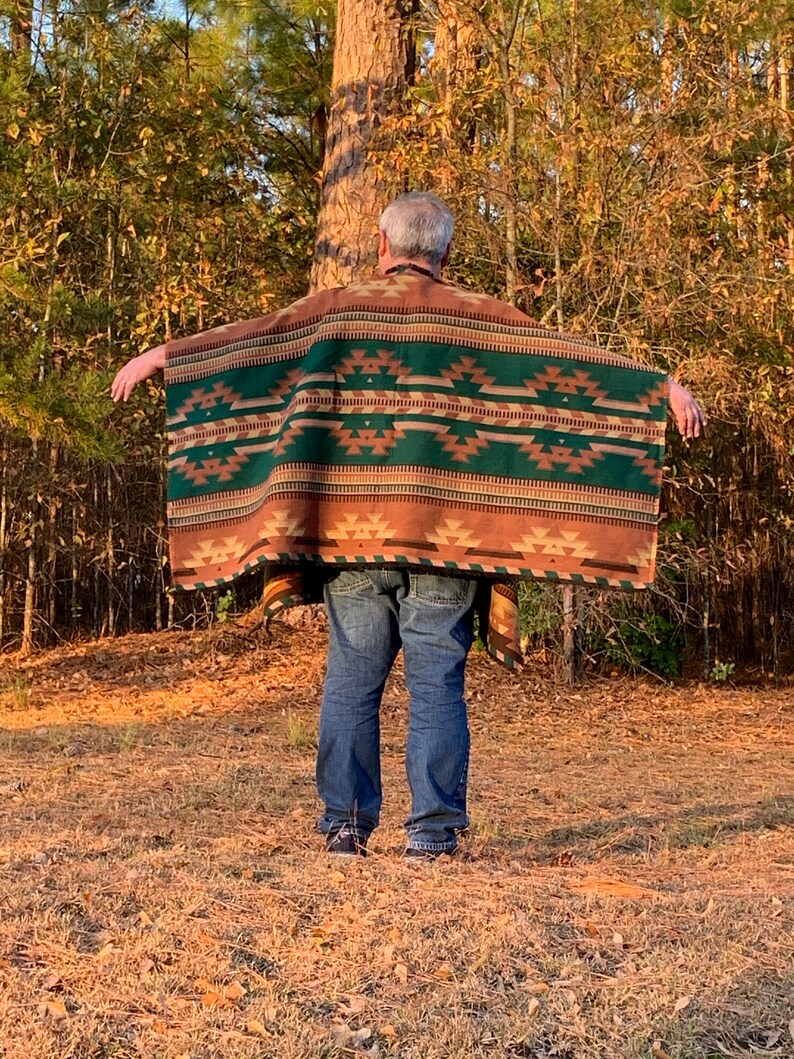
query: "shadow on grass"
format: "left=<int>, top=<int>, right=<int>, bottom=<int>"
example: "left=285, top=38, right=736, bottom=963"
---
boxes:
left=528, top=796, right=794, bottom=864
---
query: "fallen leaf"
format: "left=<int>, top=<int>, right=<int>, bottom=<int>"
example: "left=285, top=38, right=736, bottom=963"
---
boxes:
left=651, top=1041, right=673, bottom=1059
left=394, top=961, right=409, bottom=985
left=585, top=921, right=599, bottom=937
left=568, top=877, right=661, bottom=899
left=223, top=981, right=247, bottom=1002
left=380, top=1024, right=397, bottom=1038
left=338, top=995, right=367, bottom=1016
left=38, top=999, right=68, bottom=1022
left=433, top=964, right=454, bottom=980
left=42, top=973, right=62, bottom=991
left=246, top=1019, right=269, bottom=1037
left=613, top=932, right=625, bottom=947
left=138, top=959, right=154, bottom=977
left=527, top=997, right=540, bottom=1018
left=674, top=995, right=693, bottom=1013
left=197, top=977, right=227, bottom=1009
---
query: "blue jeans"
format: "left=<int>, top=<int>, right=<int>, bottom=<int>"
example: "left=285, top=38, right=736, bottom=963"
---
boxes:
left=316, top=569, right=477, bottom=852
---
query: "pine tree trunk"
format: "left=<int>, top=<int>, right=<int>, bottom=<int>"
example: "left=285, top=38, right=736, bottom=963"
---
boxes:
left=554, top=172, right=582, bottom=682
left=433, top=0, right=478, bottom=148
left=21, top=436, right=39, bottom=655
left=10, top=0, right=33, bottom=62
left=0, top=439, right=8, bottom=645
left=22, top=515, right=38, bottom=656
left=497, top=2, right=518, bottom=305
left=71, top=501, right=80, bottom=632
left=106, top=467, right=116, bottom=637
left=310, top=0, right=412, bottom=292
left=45, top=442, right=59, bottom=639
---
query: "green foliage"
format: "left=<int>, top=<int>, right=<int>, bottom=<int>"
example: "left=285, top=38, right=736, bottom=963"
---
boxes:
left=518, top=582, right=562, bottom=639
left=285, top=711, right=315, bottom=750
left=214, top=589, right=235, bottom=625
left=710, top=660, right=736, bottom=683
left=589, top=612, right=684, bottom=680
left=0, top=0, right=327, bottom=647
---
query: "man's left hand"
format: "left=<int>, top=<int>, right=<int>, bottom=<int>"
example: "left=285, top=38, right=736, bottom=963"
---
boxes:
left=668, top=380, right=705, bottom=439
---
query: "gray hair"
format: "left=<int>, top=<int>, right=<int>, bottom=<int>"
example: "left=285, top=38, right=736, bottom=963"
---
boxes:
left=379, top=192, right=454, bottom=268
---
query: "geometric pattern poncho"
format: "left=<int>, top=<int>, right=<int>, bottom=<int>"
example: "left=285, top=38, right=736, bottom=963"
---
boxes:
left=165, top=272, right=669, bottom=667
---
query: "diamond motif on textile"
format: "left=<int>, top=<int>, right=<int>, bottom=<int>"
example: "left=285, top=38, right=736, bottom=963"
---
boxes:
left=446, top=286, right=502, bottom=311
left=331, top=424, right=397, bottom=456
left=625, top=543, right=655, bottom=571
left=268, top=367, right=305, bottom=401
left=439, top=355, right=495, bottom=388
left=260, top=509, right=305, bottom=541
left=639, top=380, right=668, bottom=408
left=434, top=428, right=490, bottom=463
left=518, top=440, right=602, bottom=474
left=329, top=514, right=395, bottom=541
left=183, top=536, right=246, bottom=570
left=335, top=347, right=404, bottom=381
left=510, top=528, right=597, bottom=559
left=427, top=519, right=482, bottom=549
left=529, top=365, right=608, bottom=400
left=273, top=420, right=307, bottom=457
left=174, top=381, right=242, bottom=417
left=179, top=451, right=249, bottom=485
left=350, top=274, right=419, bottom=299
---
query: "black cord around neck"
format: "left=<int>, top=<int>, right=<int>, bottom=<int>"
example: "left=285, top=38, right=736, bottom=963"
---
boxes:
left=384, top=263, right=437, bottom=279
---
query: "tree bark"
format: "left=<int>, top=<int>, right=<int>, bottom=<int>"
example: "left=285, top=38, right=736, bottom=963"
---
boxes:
left=310, top=0, right=412, bottom=292
left=21, top=442, right=38, bottom=656
left=10, top=0, right=33, bottom=62
left=0, top=439, right=8, bottom=645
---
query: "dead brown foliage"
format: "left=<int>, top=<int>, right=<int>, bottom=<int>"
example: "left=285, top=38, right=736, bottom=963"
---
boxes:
left=0, top=623, right=792, bottom=1059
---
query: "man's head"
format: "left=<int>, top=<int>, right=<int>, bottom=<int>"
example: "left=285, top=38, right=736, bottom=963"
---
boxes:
left=378, top=192, right=454, bottom=275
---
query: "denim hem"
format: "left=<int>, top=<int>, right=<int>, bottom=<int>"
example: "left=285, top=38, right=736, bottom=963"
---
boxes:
left=318, top=817, right=374, bottom=840
left=406, top=841, right=457, bottom=853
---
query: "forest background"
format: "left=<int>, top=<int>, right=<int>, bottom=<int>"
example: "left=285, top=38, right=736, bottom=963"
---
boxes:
left=1, top=0, right=793, bottom=679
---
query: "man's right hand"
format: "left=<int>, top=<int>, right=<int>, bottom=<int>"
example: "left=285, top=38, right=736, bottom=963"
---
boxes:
left=111, top=345, right=167, bottom=402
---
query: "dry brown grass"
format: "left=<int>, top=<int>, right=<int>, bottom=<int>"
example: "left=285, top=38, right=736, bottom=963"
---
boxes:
left=1, top=622, right=792, bottom=1059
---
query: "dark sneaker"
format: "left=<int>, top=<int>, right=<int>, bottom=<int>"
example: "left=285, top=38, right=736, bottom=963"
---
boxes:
left=404, top=846, right=456, bottom=862
left=326, top=828, right=368, bottom=857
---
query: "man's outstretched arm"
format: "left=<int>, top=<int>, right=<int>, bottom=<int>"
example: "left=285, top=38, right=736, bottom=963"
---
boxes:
left=668, top=379, right=705, bottom=440
left=111, top=343, right=167, bottom=403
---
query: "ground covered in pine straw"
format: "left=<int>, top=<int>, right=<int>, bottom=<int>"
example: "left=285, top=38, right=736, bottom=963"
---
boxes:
left=0, top=621, right=792, bottom=1059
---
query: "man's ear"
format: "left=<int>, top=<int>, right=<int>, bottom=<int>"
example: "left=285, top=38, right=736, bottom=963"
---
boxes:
left=378, top=230, right=389, bottom=258
left=440, top=240, right=452, bottom=268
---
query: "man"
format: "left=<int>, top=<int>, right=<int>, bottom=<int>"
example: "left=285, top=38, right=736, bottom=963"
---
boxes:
left=113, top=192, right=704, bottom=861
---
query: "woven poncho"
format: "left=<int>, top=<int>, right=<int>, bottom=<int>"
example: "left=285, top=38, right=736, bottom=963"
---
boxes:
left=164, top=272, right=669, bottom=666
